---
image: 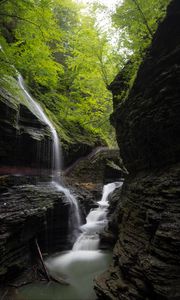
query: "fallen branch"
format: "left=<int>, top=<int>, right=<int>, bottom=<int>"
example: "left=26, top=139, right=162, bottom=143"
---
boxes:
left=49, top=273, right=69, bottom=286
left=35, top=239, right=50, bottom=282
left=35, top=239, right=69, bottom=285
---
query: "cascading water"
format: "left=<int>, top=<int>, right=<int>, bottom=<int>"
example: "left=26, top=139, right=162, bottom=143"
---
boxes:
left=73, top=181, right=123, bottom=251
left=17, top=74, right=81, bottom=241
left=1, top=43, right=80, bottom=242
left=1, top=44, right=124, bottom=300
left=18, top=75, right=61, bottom=180
left=52, top=181, right=81, bottom=243
left=20, top=181, right=123, bottom=300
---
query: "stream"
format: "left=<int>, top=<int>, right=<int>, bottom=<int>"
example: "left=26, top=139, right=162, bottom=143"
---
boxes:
left=19, top=182, right=122, bottom=300
left=14, top=73, right=123, bottom=300
left=20, top=251, right=111, bottom=300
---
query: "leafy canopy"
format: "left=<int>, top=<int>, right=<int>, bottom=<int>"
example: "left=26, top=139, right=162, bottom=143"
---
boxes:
left=0, top=0, right=170, bottom=146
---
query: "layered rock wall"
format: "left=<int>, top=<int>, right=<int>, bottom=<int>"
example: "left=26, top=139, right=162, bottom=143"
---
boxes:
left=64, top=147, right=124, bottom=183
left=112, top=0, right=180, bottom=173
left=95, top=1, right=180, bottom=299
left=0, top=176, right=71, bottom=285
left=0, top=77, right=52, bottom=174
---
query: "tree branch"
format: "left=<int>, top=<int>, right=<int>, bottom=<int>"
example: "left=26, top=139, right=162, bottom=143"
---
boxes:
left=131, top=0, right=153, bottom=38
left=0, top=13, right=45, bottom=39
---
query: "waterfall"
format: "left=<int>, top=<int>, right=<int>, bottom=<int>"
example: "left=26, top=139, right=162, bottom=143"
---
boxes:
left=52, top=181, right=81, bottom=243
left=73, top=181, right=123, bottom=251
left=18, top=75, right=61, bottom=180
left=17, top=74, right=81, bottom=242
left=20, top=182, right=123, bottom=300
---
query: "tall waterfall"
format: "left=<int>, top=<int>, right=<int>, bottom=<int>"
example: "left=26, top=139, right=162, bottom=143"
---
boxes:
left=18, top=75, right=61, bottom=180
left=17, top=75, right=81, bottom=242
left=73, top=181, right=123, bottom=251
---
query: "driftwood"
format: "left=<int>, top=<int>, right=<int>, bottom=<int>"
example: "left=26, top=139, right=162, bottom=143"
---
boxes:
left=49, top=273, right=69, bottom=286
left=35, top=239, right=69, bottom=285
left=35, top=239, right=50, bottom=282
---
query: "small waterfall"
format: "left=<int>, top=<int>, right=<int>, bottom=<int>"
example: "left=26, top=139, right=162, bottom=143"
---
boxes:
left=52, top=181, right=81, bottom=243
left=73, top=181, right=123, bottom=251
left=20, top=182, right=122, bottom=300
left=17, top=74, right=81, bottom=242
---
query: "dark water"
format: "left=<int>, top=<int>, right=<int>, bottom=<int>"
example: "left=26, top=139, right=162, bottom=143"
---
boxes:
left=20, top=250, right=111, bottom=300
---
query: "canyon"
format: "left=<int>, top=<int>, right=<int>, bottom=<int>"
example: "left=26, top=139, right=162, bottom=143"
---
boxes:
left=95, top=1, right=180, bottom=299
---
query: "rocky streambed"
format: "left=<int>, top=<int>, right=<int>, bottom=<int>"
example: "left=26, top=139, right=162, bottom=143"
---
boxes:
left=0, top=175, right=104, bottom=288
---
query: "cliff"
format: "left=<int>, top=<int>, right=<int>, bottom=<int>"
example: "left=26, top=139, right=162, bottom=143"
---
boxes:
left=95, top=1, right=180, bottom=299
left=0, top=76, right=52, bottom=174
left=0, top=176, right=71, bottom=286
left=0, top=75, right=107, bottom=174
left=0, top=75, right=106, bottom=288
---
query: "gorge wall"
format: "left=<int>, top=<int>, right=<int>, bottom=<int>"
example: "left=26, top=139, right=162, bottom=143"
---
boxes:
left=0, top=77, right=52, bottom=174
left=0, top=176, right=73, bottom=287
left=0, top=74, right=119, bottom=288
left=95, top=1, right=180, bottom=299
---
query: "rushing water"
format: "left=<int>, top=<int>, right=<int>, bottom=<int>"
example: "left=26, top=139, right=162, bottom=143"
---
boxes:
left=17, top=74, right=81, bottom=242
left=73, top=181, right=123, bottom=251
left=52, top=181, right=81, bottom=243
left=1, top=48, right=123, bottom=299
left=20, top=182, right=123, bottom=300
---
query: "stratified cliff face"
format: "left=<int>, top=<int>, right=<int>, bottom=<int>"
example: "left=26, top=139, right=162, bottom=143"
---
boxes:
left=112, top=0, right=180, bottom=174
left=95, top=1, right=180, bottom=299
left=64, top=148, right=124, bottom=183
left=0, top=176, right=71, bottom=286
left=0, top=77, right=52, bottom=174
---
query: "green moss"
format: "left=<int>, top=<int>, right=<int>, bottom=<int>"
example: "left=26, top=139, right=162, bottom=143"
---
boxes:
left=42, top=104, right=107, bottom=150
left=0, top=76, right=32, bottom=110
left=0, top=74, right=108, bottom=161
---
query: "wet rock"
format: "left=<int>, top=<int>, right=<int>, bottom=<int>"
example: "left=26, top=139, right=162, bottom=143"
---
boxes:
left=111, top=1, right=180, bottom=174
left=67, top=180, right=103, bottom=223
left=95, top=1, right=180, bottom=299
left=0, top=181, right=72, bottom=286
left=64, top=147, right=125, bottom=183
left=0, top=79, right=52, bottom=174
left=95, top=166, right=180, bottom=300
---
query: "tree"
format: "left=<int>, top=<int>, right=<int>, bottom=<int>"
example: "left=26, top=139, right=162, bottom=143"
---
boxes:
left=0, top=0, right=64, bottom=87
left=110, top=0, right=170, bottom=105
left=112, top=0, right=170, bottom=59
left=1, top=0, right=169, bottom=146
left=0, top=0, right=117, bottom=145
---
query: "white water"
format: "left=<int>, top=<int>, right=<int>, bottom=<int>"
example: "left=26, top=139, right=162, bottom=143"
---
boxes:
left=18, top=75, right=61, bottom=179
left=52, top=181, right=81, bottom=242
left=17, top=74, right=81, bottom=241
left=73, top=181, right=123, bottom=251
left=0, top=46, right=60, bottom=178
left=2, top=45, right=122, bottom=299
left=21, top=250, right=112, bottom=300
left=20, top=182, right=123, bottom=300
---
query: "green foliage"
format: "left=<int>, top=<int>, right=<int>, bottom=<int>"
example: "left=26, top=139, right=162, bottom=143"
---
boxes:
left=113, top=0, right=170, bottom=58
left=111, top=0, right=170, bottom=105
left=0, top=0, right=64, bottom=88
left=0, top=0, right=116, bottom=146
left=0, top=0, right=170, bottom=149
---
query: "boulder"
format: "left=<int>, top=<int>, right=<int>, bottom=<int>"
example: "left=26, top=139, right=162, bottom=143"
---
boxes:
left=64, top=147, right=126, bottom=183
